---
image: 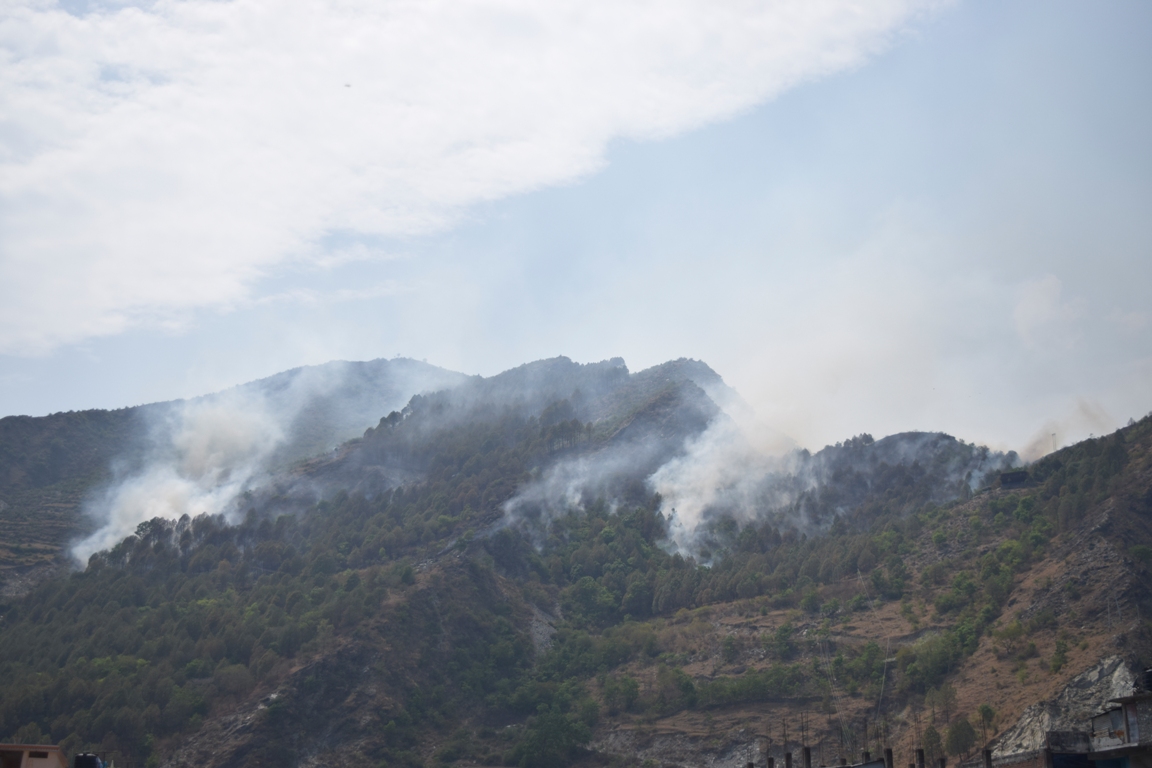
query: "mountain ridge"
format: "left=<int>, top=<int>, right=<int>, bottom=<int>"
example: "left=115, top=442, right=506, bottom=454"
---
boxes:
left=0, top=357, right=467, bottom=589
left=0, top=355, right=1146, bottom=768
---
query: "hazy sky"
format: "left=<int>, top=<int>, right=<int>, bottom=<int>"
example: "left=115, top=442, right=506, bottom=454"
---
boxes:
left=2, top=0, right=1149, bottom=456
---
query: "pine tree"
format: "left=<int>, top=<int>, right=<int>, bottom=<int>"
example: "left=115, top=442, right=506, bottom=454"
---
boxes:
left=946, top=718, right=977, bottom=759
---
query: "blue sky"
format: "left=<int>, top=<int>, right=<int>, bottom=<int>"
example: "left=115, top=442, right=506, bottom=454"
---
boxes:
left=1, top=0, right=1149, bottom=456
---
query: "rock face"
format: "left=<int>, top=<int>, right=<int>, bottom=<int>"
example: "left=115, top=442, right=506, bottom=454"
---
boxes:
left=993, top=656, right=1137, bottom=755
left=594, top=727, right=763, bottom=768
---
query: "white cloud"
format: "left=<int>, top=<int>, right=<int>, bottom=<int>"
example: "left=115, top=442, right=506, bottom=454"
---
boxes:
left=0, top=0, right=941, bottom=354
left=1109, top=308, right=1149, bottom=332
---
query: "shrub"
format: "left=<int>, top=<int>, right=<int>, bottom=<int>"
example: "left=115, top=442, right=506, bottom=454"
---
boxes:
left=946, top=718, right=976, bottom=758
left=721, top=635, right=738, bottom=664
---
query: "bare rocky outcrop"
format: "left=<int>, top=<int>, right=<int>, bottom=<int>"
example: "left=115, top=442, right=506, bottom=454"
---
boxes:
left=527, top=603, right=560, bottom=654
left=992, top=656, right=1137, bottom=756
left=594, top=726, right=763, bottom=768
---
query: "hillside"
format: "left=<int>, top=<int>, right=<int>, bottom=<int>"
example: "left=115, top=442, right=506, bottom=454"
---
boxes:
left=0, top=356, right=1149, bottom=768
left=0, top=358, right=466, bottom=593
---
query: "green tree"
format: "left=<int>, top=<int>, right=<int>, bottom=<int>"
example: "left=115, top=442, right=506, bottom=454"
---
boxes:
left=978, top=704, right=996, bottom=743
left=993, top=621, right=1025, bottom=656
left=923, top=725, right=943, bottom=766
left=602, top=675, right=639, bottom=714
left=926, top=684, right=957, bottom=723
left=946, top=718, right=977, bottom=758
left=1130, top=545, right=1152, bottom=564
left=768, top=623, right=796, bottom=660
left=513, top=705, right=590, bottom=768
left=722, top=635, right=739, bottom=664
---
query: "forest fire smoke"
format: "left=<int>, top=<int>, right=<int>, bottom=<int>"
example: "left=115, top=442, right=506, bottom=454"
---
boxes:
left=72, top=392, right=283, bottom=563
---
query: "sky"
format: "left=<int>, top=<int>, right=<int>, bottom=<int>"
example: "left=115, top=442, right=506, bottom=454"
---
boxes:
left=1, top=0, right=1150, bottom=457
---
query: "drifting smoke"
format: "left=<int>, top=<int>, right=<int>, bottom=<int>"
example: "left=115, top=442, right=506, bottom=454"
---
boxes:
left=502, top=455, right=622, bottom=527
left=498, top=358, right=724, bottom=539
left=1021, top=398, right=1118, bottom=462
left=649, top=416, right=775, bottom=551
left=71, top=352, right=1022, bottom=564
left=503, top=387, right=1018, bottom=556
left=498, top=388, right=784, bottom=552
left=500, top=433, right=672, bottom=537
left=498, top=412, right=780, bottom=555
left=72, top=393, right=283, bottom=562
left=71, top=358, right=466, bottom=564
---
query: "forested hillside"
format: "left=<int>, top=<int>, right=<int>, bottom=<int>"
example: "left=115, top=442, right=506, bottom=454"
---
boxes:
left=0, top=357, right=1149, bottom=768
left=0, top=358, right=465, bottom=591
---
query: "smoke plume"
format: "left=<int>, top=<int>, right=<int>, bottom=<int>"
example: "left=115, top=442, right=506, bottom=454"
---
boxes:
left=503, top=385, right=1018, bottom=556
left=71, top=358, right=465, bottom=564
left=649, top=416, right=775, bottom=551
left=72, top=392, right=282, bottom=562
left=1020, top=398, right=1118, bottom=462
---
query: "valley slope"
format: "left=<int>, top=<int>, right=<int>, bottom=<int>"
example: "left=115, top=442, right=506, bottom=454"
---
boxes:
left=0, top=357, right=466, bottom=593
left=0, top=356, right=1149, bottom=768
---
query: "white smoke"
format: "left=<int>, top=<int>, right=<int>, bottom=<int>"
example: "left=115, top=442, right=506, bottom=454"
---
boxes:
left=71, top=357, right=467, bottom=564
left=500, top=433, right=669, bottom=535
left=72, top=392, right=284, bottom=563
left=649, top=416, right=775, bottom=551
left=498, top=384, right=795, bottom=551
left=502, top=456, right=612, bottom=522
left=502, top=382, right=1019, bottom=556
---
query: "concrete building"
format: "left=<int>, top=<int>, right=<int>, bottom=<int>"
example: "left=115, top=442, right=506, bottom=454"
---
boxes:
left=0, top=745, right=67, bottom=768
